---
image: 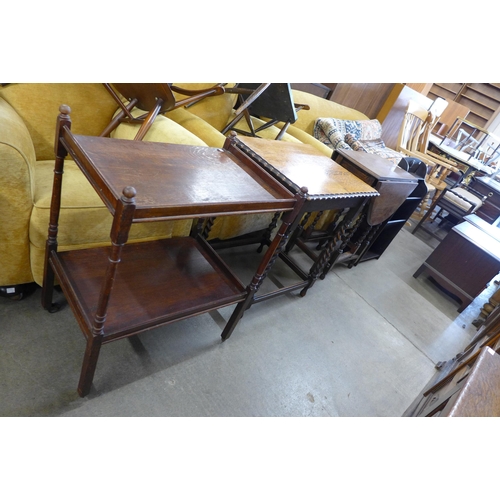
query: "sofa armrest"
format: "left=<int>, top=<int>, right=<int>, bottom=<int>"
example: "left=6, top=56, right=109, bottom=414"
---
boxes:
left=0, top=97, right=37, bottom=284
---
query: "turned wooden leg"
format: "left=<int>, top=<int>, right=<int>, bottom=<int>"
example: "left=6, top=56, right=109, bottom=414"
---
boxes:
left=78, top=335, right=103, bottom=397
left=42, top=107, right=71, bottom=312
left=257, top=211, right=281, bottom=253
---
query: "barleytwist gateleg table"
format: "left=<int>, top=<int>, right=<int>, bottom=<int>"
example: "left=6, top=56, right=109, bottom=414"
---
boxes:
left=41, top=105, right=304, bottom=397
left=218, top=135, right=379, bottom=304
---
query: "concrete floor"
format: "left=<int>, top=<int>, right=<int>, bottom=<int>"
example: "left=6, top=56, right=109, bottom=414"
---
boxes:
left=0, top=224, right=490, bottom=417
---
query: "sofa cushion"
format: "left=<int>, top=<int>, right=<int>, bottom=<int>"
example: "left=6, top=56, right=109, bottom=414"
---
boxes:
left=111, top=109, right=208, bottom=147
left=315, top=118, right=406, bottom=165
left=344, top=133, right=369, bottom=153
left=280, top=125, right=335, bottom=156
left=166, top=107, right=227, bottom=148
left=172, top=83, right=238, bottom=132
left=29, top=160, right=193, bottom=285
left=345, top=134, right=396, bottom=156
left=313, top=122, right=351, bottom=151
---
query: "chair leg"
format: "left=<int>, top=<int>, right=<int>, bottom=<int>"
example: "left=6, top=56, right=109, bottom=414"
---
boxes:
left=413, top=194, right=430, bottom=220
left=430, top=187, right=444, bottom=205
left=412, top=196, right=441, bottom=235
left=134, top=100, right=163, bottom=141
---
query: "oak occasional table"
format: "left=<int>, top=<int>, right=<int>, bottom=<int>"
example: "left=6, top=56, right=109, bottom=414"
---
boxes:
left=223, top=135, right=379, bottom=301
left=41, top=106, right=301, bottom=397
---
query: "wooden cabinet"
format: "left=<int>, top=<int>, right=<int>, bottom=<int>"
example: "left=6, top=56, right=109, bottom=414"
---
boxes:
left=365, top=179, right=427, bottom=260
left=413, top=220, right=500, bottom=312
left=470, top=176, right=500, bottom=223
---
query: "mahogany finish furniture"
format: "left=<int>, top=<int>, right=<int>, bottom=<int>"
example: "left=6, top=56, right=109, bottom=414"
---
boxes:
left=413, top=219, right=500, bottom=312
left=330, top=149, right=420, bottom=268
left=222, top=135, right=379, bottom=301
left=469, top=175, right=500, bottom=224
left=462, top=214, right=500, bottom=326
left=41, top=106, right=302, bottom=397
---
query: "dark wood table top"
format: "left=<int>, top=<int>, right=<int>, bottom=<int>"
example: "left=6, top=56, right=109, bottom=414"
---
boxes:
left=453, top=220, right=500, bottom=261
left=333, top=149, right=418, bottom=183
left=61, top=133, right=296, bottom=221
left=235, top=136, right=379, bottom=200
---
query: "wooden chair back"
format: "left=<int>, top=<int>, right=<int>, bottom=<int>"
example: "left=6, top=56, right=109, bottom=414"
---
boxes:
left=395, top=99, right=430, bottom=155
left=433, top=99, right=471, bottom=137
left=427, top=97, right=448, bottom=132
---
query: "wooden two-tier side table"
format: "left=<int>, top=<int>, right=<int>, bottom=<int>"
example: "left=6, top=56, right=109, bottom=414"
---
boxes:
left=41, top=106, right=302, bottom=397
left=220, top=136, right=379, bottom=304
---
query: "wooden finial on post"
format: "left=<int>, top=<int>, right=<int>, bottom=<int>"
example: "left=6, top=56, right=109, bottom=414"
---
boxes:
left=54, top=104, right=72, bottom=158
left=122, top=186, right=137, bottom=203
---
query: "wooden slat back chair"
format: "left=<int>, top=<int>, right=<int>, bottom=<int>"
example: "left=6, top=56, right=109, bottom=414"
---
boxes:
left=396, top=99, right=430, bottom=158
left=410, top=101, right=485, bottom=240
left=396, top=100, right=462, bottom=216
left=411, top=173, right=486, bottom=242
left=426, top=97, right=449, bottom=136
left=221, top=83, right=310, bottom=140
left=418, top=104, right=463, bottom=190
left=100, top=83, right=225, bottom=140
left=431, top=99, right=471, bottom=139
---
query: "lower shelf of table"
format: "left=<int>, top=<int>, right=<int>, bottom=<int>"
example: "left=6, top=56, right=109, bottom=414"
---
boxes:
left=49, top=237, right=247, bottom=342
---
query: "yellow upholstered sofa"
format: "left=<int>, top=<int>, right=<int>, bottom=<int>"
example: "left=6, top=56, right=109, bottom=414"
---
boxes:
left=0, top=83, right=369, bottom=294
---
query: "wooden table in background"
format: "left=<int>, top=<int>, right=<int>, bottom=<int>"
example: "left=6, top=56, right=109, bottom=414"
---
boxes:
left=331, top=149, right=421, bottom=268
left=224, top=135, right=379, bottom=300
left=414, top=219, right=500, bottom=312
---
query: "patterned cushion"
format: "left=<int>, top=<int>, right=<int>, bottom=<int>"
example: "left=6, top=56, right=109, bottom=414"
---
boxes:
left=314, top=117, right=406, bottom=165
left=359, top=119, right=383, bottom=140
left=344, top=134, right=405, bottom=165
left=345, top=133, right=368, bottom=152
left=314, top=118, right=383, bottom=150
left=313, top=121, right=351, bottom=150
